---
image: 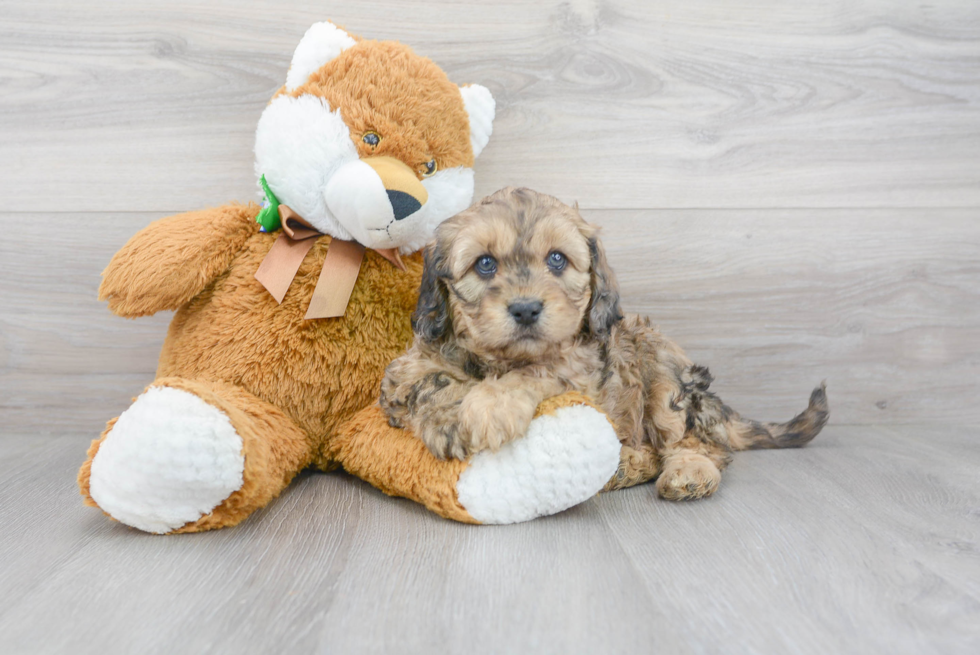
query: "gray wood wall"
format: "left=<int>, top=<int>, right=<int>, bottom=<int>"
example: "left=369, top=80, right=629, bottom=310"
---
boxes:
left=2, top=0, right=978, bottom=437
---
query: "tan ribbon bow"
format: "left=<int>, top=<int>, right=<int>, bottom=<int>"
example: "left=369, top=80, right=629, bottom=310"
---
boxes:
left=254, top=205, right=406, bottom=319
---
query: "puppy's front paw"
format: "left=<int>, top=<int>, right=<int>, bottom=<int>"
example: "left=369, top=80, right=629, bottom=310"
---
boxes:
left=419, top=422, right=470, bottom=461
left=458, top=383, right=536, bottom=457
left=656, top=453, right=721, bottom=501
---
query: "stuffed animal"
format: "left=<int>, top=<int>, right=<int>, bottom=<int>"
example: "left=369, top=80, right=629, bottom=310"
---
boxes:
left=78, top=22, right=643, bottom=533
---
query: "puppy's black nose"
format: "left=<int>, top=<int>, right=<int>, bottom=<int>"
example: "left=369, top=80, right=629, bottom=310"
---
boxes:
left=508, top=299, right=543, bottom=326
left=387, top=190, right=422, bottom=220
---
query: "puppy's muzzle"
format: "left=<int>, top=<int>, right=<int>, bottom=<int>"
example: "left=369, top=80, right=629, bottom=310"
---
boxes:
left=508, top=299, right=543, bottom=326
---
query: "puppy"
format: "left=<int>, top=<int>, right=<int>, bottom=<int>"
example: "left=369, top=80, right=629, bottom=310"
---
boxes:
left=380, top=187, right=828, bottom=500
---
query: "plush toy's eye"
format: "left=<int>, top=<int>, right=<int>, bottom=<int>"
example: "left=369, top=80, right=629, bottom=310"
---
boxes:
left=362, top=132, right=380, bottom=147
left=546, top=251, right=567, bottom=273
left=474, top=255, right=497, bottom=278
left=420, top=159, right=437, bottom=177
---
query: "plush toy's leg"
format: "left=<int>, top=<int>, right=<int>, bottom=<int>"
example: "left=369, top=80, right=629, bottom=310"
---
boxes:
left=79, top=378, right=312, bottom=534
left=330, top=405, right=475, bottom=523
left=332, top=392, right=622, bottom=524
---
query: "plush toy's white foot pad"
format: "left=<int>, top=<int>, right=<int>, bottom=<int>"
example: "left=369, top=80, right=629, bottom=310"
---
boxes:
left=89, top=387, right=245, bottom=534
left=456, top=404, right=621, bottom=524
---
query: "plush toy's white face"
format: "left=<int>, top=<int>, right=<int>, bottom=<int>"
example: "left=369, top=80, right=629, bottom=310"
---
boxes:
left=254, top=22, right=495, bottom=254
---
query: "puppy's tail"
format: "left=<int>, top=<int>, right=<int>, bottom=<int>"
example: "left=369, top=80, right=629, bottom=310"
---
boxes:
left=728, top=383, right=829, bottom=451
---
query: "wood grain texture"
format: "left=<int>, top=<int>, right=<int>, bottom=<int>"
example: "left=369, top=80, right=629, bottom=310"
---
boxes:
left=0, top=427, right=976, bottom=654
left=1, top=1, right=978, bottom=211
left=591, top=208, right=980, bottom=426
left=3, top=208, right=977, bottom=437
left=1, top=3, right=978, bottom=653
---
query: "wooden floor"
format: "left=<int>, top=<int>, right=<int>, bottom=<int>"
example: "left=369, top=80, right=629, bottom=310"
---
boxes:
left=2, top=1, right=979, bottom=653
left=1, top=427, right=978, bottom=654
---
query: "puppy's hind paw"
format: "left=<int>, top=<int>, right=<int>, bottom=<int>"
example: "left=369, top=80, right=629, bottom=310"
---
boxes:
left=656, top=453, right=721, bottom=501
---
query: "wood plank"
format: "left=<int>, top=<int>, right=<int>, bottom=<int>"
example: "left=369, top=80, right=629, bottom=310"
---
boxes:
left=0, top=211, right=172, bottom=436
left=1, top=1, right=978, bottom=212
left=2, top=209, right=977, bottom=437
left=589, top=208, right=980, bottom=426
left=595, top=423, right=980, bottom=654
left=0, top=426, right=976, bottom=654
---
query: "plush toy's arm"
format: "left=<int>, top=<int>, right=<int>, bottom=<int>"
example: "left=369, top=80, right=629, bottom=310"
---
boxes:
left=99, top=203, right=260, bottom=317
left=334, top=392, right=626, bottom=525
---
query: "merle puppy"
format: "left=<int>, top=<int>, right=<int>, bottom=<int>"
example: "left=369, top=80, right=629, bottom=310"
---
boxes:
left=380, top=187, right=828, bottom=500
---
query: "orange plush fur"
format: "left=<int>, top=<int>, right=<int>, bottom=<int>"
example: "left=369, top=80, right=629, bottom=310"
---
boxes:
left=288, top=39, right=475, bottom=174
left=79, top=203, right=428, bottom=527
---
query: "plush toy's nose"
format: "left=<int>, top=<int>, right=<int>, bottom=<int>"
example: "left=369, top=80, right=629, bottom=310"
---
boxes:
left=386, top=190, right=422, bottom=221
left=363, top=157, right=428, bottom=220
left=323, top=156, right=431, bottom=247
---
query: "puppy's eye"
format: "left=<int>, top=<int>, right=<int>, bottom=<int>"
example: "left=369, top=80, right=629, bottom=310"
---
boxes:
left=362, top=132, right=380, bottom=146
left=420, top=159, right=437, bottom=177
left=474, top=255, right=497, bottom=278
left=546, top=251, right=567, bottom=273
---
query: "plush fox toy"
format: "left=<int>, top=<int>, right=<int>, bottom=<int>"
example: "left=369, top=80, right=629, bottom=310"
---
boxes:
left=78, top=22, right=633, bottom=533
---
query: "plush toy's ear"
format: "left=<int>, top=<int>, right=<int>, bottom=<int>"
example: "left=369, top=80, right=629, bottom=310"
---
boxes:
left=459, top=84, right=495, bottom=158
left=285, top=22, right=357, bottom=91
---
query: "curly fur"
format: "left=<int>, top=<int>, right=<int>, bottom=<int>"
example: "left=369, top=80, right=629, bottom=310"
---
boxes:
left=381, top=187, right=829, bottom=500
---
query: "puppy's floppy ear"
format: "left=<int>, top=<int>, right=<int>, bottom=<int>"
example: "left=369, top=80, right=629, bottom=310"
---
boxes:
left=586, top=234, right=623, bottom=337
left=412, top=243, right=451, bottom=342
